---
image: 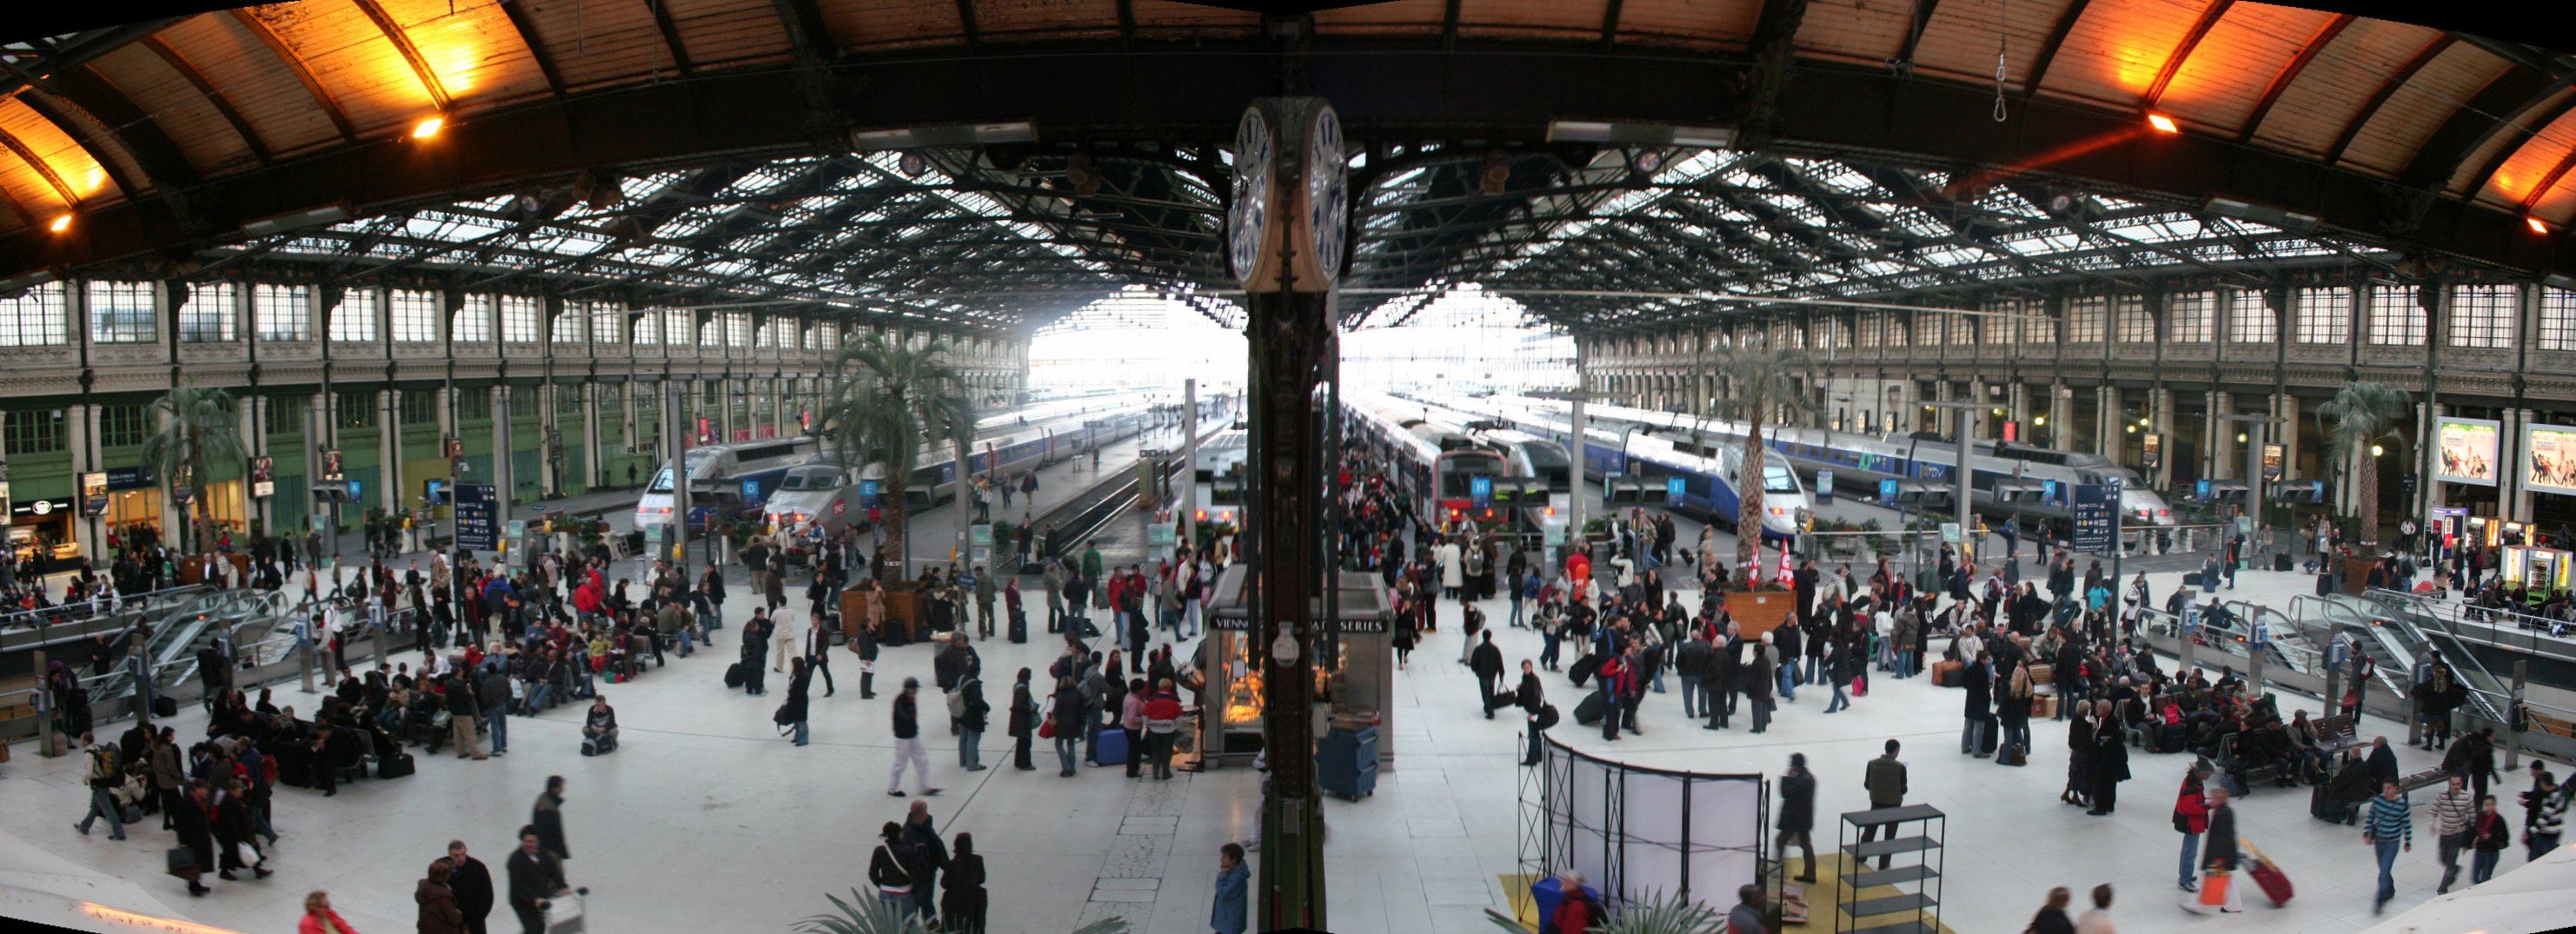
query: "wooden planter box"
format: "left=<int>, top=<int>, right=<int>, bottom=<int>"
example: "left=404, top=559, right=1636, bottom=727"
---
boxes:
left=1723, top=589, right=1798, bottom=639
left=2341, top=554, right=2379, bottom=596
left=841, top=584, right=926, bottom=645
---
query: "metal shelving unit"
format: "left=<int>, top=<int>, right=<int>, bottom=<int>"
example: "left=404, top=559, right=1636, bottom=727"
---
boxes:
left=1835, top=804, right=1944, bottom=934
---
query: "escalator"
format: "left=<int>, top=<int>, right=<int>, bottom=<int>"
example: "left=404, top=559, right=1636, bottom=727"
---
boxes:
left=2325, top=592, right=2509, bottom=725
left=84, top=589, right=282, bottom=711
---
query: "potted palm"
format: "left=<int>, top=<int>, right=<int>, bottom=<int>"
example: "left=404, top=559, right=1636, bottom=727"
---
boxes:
left=2318, top=380, right=2412, bottom=592
left=1703, top=337, right=1814, bottom=639
left=140, top=386, right=249, bottom=577
left=813, top=333, right=975, bottom=638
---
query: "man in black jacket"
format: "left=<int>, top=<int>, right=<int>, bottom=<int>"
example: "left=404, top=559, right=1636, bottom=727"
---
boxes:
left=740, top=610, right=771, bottom=697
left=1516, top=661, right=1548, bottom=766
left=1777, top=753, right=1818, bottom=883
left=900, top=800, right=948, bottom=924
left=1471, top=632, right=1507, bottom=719
left=506, top=827, right=568, bottom=934
left=172, top=781, right=214, bottom=897
left=1704, top=625, right=1742, bottom=731
left=886, top=678, right=939, bottom=798
left=448, top=839, right=495, bottom=934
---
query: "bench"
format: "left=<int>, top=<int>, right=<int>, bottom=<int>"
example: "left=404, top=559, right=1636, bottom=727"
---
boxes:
left=2397, top=766, right=2449, bottom=795
left=2215, top=731, right=2286, bottom=791
left=2312, top=714, right=2363, bottom=756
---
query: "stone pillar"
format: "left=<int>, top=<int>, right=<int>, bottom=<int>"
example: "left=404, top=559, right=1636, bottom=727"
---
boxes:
left=2096, top=385, right=2120, bottom=458
left=2152, top=387, right=2177, bottom=490
left=492, top=384, right=514, bottom=523
left=67, top=401, right=99, bottom=563
left=2418, top=401, right=2443, bottom=515
left=380, top=388, right=401, bottom=513
left=2511, top=408, right=2537, bottom=522
left=2048, top=381, right=2075, bottom=452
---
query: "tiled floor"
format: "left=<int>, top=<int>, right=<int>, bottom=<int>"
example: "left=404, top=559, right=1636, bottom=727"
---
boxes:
left=3, top=533, right=2559, bottom=932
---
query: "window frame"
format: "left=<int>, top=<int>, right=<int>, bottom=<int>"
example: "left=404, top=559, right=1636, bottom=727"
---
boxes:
left=86, top=281, right=158, bottom=345
left=2367, top=283, right=2426, bottom=347
left=178, top=282, right=238, bottom=343
left=2293, top=287, right=2351, bottom=345
left=0, top=282, right=70, bottom=347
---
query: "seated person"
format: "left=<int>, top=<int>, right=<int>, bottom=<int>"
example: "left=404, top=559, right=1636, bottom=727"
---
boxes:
left=581, top=695, right=619, bottom=755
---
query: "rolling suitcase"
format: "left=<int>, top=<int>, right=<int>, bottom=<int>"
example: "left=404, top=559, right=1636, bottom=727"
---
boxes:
left=724, top=663, right=746, bottom=689
left=2242, top=840, right=2294, bottom=906
left=2274, top=553, right=2294, bottom=572
left=1092, top=726, right=1129, bottom=765
left=152, top=696, right=177, bottom=719
left=1568, top=652, right=1602, bottom=688
left=1572, top=692, right=1608, bottom=726
left=1997, top=743, right=2025, bottom=766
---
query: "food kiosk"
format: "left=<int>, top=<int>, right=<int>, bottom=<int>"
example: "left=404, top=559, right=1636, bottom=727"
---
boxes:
left=1198, top=566, right=1395, bottom=771
left=2502, top=545, right=2573, bottom=594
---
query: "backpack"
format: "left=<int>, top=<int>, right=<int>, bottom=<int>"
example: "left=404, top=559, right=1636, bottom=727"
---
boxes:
left=88, top=747, right=120, bottom=790
left=947, top=684, right=970, bottom=720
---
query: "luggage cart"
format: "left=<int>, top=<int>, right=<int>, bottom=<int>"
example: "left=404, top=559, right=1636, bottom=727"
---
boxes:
left=545, top=887, right=588, bottom=933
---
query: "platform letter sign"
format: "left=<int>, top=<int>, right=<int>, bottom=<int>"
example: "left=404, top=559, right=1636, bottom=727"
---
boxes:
left=860, top=479, right=880, bottom=507
left=1664, top=476, right=1686, bottom=507
left=454, top=483, right=499, bottom=551
left=2196, top=479, right=2212, bottom=501
left=1878, top=479, right=1899, bottom=507
left=2042, top=479, right=2060, bottom=502
left=2070, top=483, right=2115, bottom=553
left=1470, top=475, right=1493, bottom=508
left=1816, top=470, right=1834, bottom=503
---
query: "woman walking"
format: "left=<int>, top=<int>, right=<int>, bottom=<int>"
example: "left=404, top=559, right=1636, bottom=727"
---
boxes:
left=2025, top=886, right=2077, bottom=934
left=940, top=832, right=987, bottom=932
left=416, top=858, right=466, bottom=934
left=778, top=657, right=813, bottom=746
left=2064, top=701, right=2096, bottom=810
left=1051, top=674, right=1085, bottom=777
left=867, top=822, right=917, bottom=918
left=1008, top=668, right=1039, bottom=771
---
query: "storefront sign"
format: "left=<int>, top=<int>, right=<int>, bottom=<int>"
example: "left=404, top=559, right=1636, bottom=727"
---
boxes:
left=250, top=456, right=275, bottom=498
left=2433, top=416, right=2501, bottom=487
left=81, top=471, right=108, bottom=515
left=454, top=482, right=499, bottom=551
left=1210, top=614, right=1390, bottom=633
left=11, top=496, right=72, bottom=520
left=2523, top=424, right=2576, bottom=496
left=104, top=466, right=156, bottom=491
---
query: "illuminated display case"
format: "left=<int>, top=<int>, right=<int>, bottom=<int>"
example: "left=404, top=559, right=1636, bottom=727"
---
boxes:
left=1200, top=566, right=1394, bottom=770
left=2502, top=546, right=2573, bottom=593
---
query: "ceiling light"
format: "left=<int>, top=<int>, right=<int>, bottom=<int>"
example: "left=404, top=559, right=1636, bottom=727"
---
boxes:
left=2146, top=112, right=2179, bottom=135
left=412, top=115, right=446, bottom=139
left=2529, top=215, right=2551, bottom=235
left=1546, top=120, right=1736, bottom=149
left=48, top=214, right=72, bottom=234
left=240, top=202, right=352, bottom=237
left=2201, top=195, right=2320, bottom=234
left=848, top=122, right=1038, bottom=151
left=1481, top=152, right=1512, bottom=195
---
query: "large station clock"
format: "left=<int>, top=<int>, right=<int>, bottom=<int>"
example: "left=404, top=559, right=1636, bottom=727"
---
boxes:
left=1228, top=98, right=1347, bottom=293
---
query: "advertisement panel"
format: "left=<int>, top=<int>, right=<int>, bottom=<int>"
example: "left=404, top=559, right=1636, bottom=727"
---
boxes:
left=2525, top=424, right=2576, bottom=496
left=2434, top=416, right=2502, bottom=487
left=2141, top=433, right=2162, bottom=471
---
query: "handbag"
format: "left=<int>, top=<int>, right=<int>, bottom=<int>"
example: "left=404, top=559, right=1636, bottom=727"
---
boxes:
left=165, top=847, right=199, bottom=879
left=1851, top=676, right=1868, bottom=698
left=1039, top=715, right=1058, bottom=739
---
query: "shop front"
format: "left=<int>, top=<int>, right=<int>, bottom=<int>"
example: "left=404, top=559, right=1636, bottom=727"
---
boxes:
left=1199, top=566, right=1394, bottom=771
left=99, top=466, right=163, bottom=553
left=7, top=495, right=82, bottom=572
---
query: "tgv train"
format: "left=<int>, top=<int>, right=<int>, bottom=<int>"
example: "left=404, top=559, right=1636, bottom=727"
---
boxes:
left=1558, top=399, right=2178, bottom=527
left=637, top=435, right=825, bottom=533
left=1344, top=394, right=1510, bottom=526
left=1422, top=394, right=1809, bottom=542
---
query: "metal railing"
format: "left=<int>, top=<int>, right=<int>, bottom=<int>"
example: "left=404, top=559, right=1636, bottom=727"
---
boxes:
left=0, top=583, right=212, bottom=632
left=2360, top=587, right=2576, bottom=658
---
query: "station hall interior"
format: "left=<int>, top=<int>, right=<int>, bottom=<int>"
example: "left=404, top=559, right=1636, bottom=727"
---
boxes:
left=7, top=1, right=2576, bottom=933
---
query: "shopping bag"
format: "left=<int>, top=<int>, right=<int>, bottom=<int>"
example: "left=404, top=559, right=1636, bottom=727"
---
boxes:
left=1851, top=676, right=1868, bottom=698
left=2198, top=870, right=2230, bottom=906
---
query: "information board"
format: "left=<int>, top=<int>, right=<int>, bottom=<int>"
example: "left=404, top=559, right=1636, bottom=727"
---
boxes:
left=454, top=483, right=499, bottom=551
left=1815, top=470, right=1833, bottom=503
left=2070, top=482, right=2115, bottom=552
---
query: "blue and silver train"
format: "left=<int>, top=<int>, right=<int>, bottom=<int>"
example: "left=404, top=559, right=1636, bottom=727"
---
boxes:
left=1556, top=400, right=2178, bottom=528
left=1411, top=394, right=1809, bottom=542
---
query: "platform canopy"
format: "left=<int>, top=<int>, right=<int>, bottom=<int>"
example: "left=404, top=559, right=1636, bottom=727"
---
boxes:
left=1, top=1, right=2572, bottom=334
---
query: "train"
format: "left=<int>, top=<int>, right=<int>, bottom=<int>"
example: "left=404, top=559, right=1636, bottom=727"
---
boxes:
left=1545, top=399, right=2178, bottom=528
left=1416, top=394, right=1809, bottom=542
left=1343, top=394, right=1511, bottom=527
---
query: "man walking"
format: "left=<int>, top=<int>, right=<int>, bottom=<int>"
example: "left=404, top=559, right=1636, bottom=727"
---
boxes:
left=886, top=678, right=940, bottom=798
left=2432, top=773, right=2474, bottom=894
left=1676, top=631, right=1710, bottom=719
left=2366, top=780, right=2414, bottom=913
left=1515, top=661, right=1548, bottom=767
left=1776, top=753, right=1818, bottom=883
left=1856, top=740, right=1908, bottom=871
left=1471, top=631, right=1506, bottom=719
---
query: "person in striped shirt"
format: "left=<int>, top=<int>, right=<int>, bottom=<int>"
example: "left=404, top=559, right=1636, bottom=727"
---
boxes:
left=2431, top=774, right=2475, bottom=894
left=2366, top=780, right=2415, bottom=913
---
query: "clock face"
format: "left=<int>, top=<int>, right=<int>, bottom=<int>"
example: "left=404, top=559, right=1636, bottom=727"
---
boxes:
left=1304, top=105, right=1348, bottom=285
left=1228, top=107, right=1275, bottom=283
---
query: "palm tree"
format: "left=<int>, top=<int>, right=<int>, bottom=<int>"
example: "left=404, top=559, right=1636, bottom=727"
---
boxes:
left=2316, top=380, right=2413, bottom=548
left=798, top=889, right=1129, bottom=934
left=813, top=333, right=975, bottom=572
left=139, top=387, right=249, bottom=553
left=1707, top=336, right=1816, bottom=582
